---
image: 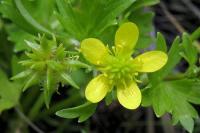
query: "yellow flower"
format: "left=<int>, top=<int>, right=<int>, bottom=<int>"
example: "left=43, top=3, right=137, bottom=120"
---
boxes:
left=80, top=22, right=168, bottom=109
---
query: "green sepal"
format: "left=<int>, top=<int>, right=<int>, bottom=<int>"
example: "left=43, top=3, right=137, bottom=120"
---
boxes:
left=44, top=68, right=57, bottom=108
left=67, top=60, right=92, bottom=70
left=60, top=72, right=80, bottom=89
left=47, top=60, right=64, bottom=71
left=23, top=72, right=39, bottom=91
left=55, top=44, right=66, bottom=60
left=105, top=90, right=116, bottom=106
left=11, top=69, right=32, bottom=80
left=56, top=102, right=97, bottom=123
left=30, top=62, right=46, bottom=71
left=25, top=40, right=40, bottom=50
left=105, top=92, right=113, bottom=106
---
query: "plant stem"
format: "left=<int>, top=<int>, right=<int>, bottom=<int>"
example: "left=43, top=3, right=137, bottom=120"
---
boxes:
left=15, top=106, right=44, bottom=133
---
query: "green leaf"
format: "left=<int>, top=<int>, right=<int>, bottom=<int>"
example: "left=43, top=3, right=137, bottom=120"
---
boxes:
left=6, top=25, right=36, bottom=52
left=1, top=0, right=58, bottom=54
left=159, top=37, right=181, bottom=79
left=67, top=60, right=92, bottom=69
left=130, top=0, right=159, bottom=11
left=142, top=79, right=200, bottom=133
left=14, top=0, right=52, bottom=35
left=129, top=9, right=155, bottom=49
left=23, top=72, right=39, bottom=91
left=56, top=0, right=136, bottom=40
left=70, top=69, right=92, bottom=88
left=156, top=32, right=167, bottom=52
left=11, top=69, right=32, bottom=80
left=181, top=33, right=198, bottom=66
left=149, top=37, right=181, bottom=86
left=60, top=72, right=80, bottom=89
left=0, top=69, right=21, bottom=113
left=0, top=0, right=38, bottom=34
left=190, top=27, right=200, bottom=41
left=56, top=102, right=97, bottom=122
left=180, top=116, right=194, bottom=133
left=0, top=0, right=55, bottom=35
left=25, top=40, right=40, bottom=50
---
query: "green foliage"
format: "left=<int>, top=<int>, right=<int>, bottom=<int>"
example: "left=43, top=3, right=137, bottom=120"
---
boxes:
left=143, top=31, right=200, bottom=132
left=142, top=79, right=200, bottom=133
left=149, top=36, right=182, bottom=86
left=6, top=25, right=36, bottom=52
left=0, top=0, right=200, bottom=132
left=56, top=102, right=97, bottom=122
left=0, top=69, right=21, bottom=113
left=56, top=0, right=136, bottom=40
left=0, top=0, right=57, bottom=52
left=129, top=9, right=155, bottom=49
left=156, top=32, right=167, bottom=52
left=0, top=0, right=55, bottom=35
left=130, top=0, right=160, bottom=10
left=181, top=33, right=198, bottom=66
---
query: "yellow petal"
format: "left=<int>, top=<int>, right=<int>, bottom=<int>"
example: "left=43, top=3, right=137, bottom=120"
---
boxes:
left=115, top=22, right=139, bottom=56
left=85, top=74, right=110, bottom=103
left=133, top=51, right=168, bottom=72
left=117, top=81, right=141, bottom=109
left=81, top=38, right=110, bottom=65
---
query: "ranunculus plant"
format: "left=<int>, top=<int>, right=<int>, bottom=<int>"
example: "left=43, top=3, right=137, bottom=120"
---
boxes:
left=0, top=0, right=200, bottom=132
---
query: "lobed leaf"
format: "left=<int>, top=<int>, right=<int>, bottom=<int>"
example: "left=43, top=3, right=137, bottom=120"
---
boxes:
left=142, top=79, right=200, bottom=133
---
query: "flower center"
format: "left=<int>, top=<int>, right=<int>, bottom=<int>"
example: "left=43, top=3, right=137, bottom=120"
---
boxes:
left=100, top=57, right=137, bottom=86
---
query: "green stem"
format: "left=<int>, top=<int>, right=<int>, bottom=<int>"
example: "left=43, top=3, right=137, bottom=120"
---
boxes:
left=15, top=106, right=44, bottom=133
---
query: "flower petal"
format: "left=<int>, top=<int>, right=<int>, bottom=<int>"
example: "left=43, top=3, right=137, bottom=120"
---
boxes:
left=81, top=38, right=110, bottom=65
left=115, top=22, right=139, bottom=56
left=85, top=74, right=110, bottom=103
left=133, top=51, right=168, bottom=72
left=117, top=81, right=141, bottom=109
